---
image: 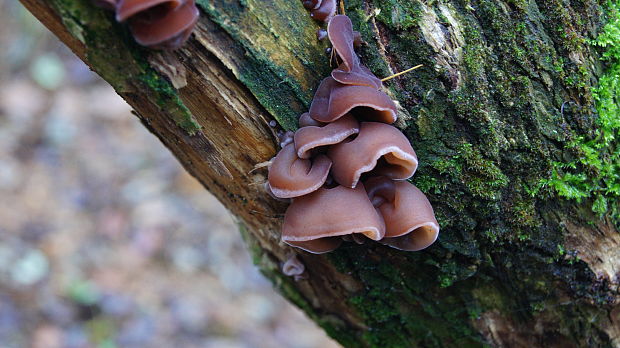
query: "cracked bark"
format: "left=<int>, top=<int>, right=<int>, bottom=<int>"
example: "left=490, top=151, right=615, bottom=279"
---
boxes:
left=18, top=0, right=620, bottom=347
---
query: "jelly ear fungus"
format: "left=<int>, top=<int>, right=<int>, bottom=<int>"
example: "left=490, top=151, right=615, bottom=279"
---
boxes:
left=95, top=0, right=199, bottom=49
left=365, top=177, right=439, bottom=251
left=268, top=13, right=439, bottom=253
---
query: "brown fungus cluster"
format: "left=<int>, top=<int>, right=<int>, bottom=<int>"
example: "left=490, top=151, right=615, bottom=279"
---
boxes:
left=267, top=15, right=439, bottom=254
left=302, top=0, right=337, bottom=22
left=94, top=0, right=199, bottom=50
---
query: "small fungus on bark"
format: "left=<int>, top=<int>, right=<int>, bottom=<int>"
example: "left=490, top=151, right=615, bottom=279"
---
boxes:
left=282, top=254, right=306, bottom=281
left=309, top=77, right=398, bottom=124
left=302, top=0, right=321, bottom=10
left=281, top=185, right=385, bottom=254
left=298, top=112, right=325, bottom=128
left=294, top=113, right=359, bottom=159
left=96, top=0, right=199, bottom=49
left=115, top=0, right=180, bottom=21
left=126, top=0, right=199, bottom=50
left=308, top=0, right=336, bottom=22
left=328, top=15, right=382, bottom=89
left=327, top=122, right=418, bottom=188
left=365, top=177, right=439, bottom=251
left=267, top=143, right=332, bottom=199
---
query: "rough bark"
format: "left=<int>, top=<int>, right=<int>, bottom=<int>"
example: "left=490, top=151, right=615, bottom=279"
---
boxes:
left=19, top=0, right=620, bottom=347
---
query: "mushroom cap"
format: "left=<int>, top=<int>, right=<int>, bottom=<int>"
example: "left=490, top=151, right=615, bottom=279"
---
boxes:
left=328, top=15, right=358, bottom=72
left=282, top=184, right=386, bottom=253
left=267, top=143, right=332, bottom=198
left=298, top=112, right=325, bottom=128
left=309, top=0, right=336, bottom=22
left=116, top=0, right=181, bottom=22
left=127, top=0, right=199, bottom=50
left=365, top=177, right=439, bottom=251
left=294, top=113, right=359, bottom=159
left=332, top=64, right=382, bottom=89
left=352, top=31, right=363, bottom=47
left=309, top=77, right=397, bottom=123
left=282, top=254, right=305, bottom=277
left=364, top=175, right=396, bottom=207
left=328, top=15, right=382, bottom=89
left=284, top=237, right=343, bottom=254
left=302, top=0, right=321, bottom=10
left=327, top=122, right=418, bottom=188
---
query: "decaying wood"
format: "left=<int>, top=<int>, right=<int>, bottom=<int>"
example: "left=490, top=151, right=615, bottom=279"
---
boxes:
left=18, top=0, right=620, bottom=347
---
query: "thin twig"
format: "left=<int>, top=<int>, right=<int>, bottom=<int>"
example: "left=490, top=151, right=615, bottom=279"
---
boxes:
left=381, top=64, right=423, bottom=82
left=248, top=160, right=272, bottom=174
left=250, top=210, right=285, bottom=219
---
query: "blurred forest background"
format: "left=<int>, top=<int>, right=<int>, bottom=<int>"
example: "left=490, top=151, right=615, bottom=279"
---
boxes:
left=0, top=1, right=339, bottom=347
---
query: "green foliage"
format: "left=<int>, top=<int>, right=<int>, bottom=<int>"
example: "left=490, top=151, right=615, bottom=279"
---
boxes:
left=542, top=1, right=620, bottom=218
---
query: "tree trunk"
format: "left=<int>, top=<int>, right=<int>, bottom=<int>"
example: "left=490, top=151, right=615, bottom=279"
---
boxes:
left=19, top=0, right=620, bottom=346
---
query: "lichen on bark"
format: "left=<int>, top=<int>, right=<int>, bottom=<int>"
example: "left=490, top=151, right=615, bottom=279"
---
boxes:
left=543, top=0, right=620, bottom=225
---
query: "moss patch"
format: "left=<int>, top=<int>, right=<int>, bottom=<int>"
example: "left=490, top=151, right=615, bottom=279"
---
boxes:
left=237, top=225, right=364, bottom=347
left=290, top=0, right=615, bottom=346
left=50, top=0, right=201, bottom=134
left=196, top=0, right=330, bottom=130
left=542, top=0, right=620, bottom=224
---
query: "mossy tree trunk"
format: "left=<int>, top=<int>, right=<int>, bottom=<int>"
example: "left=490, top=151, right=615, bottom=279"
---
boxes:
left=19, top=0, right=620, bottom=346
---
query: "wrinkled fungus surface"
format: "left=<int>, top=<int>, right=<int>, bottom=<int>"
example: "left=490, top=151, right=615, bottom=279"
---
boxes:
left=309, top=77, right=397, bottom=123
left=366, top=177, right=439, bottom=251
left=95, top=0, right=199, bottom=49
left=327, top=122, right=417, bottom=188
left=281, top=185, right=385, bottom=254
left=294, top=113, right=359, bottom=159
left=268, top=12, right=439, bottom=254
left=268, top=143, right=332, bottom=199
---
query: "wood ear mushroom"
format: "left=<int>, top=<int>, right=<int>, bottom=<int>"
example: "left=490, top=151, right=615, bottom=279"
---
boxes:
left=267, top=14, right=439, bottom=254
left=95, top=0, right=199, bottom=49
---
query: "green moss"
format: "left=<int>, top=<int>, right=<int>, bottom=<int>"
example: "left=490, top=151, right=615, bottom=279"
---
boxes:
left=137, top=69, right=201, bottom=134
left=319, top=245, right=491, bottom=347
left=458, top=143, right=509, bottom=200
left=49, top=0, right=201, bottom=134
left=538, top=0, right=592, bottom=99
left=471, top=284, right=510, bottom=313
left=373, top=0, right=423, bottom=30
left=321, top=2, right=614, bottom=344
left=542, top=1, right=620, bottom=221
left=196, top=0, right=329, bottom=130
left=238, top=225, right=364, bottom=347
left=462, top=27, right=486, bottom=76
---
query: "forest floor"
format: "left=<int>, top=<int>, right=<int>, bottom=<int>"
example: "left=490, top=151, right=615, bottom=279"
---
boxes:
left=0, top=1, right=340, bottom=347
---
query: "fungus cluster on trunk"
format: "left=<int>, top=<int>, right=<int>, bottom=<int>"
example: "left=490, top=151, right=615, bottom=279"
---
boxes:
left=267, top=14, right=439, bottom=254
left=302, top=0, right=337, bottom=22
left=94, top=0, right=199, bottom=49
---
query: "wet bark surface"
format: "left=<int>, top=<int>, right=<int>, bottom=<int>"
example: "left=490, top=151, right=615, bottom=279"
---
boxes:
left=19, top=0, right=620, bottom=346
